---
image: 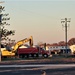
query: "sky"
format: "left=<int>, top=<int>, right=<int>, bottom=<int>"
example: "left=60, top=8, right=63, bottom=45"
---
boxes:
left=0, top=0, right=75, bottom=45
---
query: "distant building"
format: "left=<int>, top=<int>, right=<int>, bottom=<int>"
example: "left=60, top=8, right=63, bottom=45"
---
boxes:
left=40, top=43, right=71, bottom=54
left=48, top=44, right=71, bottom=54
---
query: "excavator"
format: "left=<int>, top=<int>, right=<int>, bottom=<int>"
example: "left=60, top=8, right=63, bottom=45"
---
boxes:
left=1, top=36, right=33, bottom=58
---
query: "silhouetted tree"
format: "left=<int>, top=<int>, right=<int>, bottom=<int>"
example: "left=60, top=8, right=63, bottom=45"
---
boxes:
left=0, top=4, right=15, bottom=61
left=68, top=38, right=75, bottom=46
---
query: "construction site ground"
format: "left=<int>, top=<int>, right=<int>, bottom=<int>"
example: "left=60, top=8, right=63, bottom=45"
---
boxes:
left=0, top=55, right=75, bottom=65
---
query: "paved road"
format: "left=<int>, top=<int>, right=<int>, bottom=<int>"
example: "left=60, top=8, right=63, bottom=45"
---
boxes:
left=0, top=64, right=75, bottom=75
left=0, top=64, right=75, bottom=68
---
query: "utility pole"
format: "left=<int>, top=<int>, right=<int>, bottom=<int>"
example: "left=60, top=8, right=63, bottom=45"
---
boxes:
left=61, top=18, right=71, bottom=54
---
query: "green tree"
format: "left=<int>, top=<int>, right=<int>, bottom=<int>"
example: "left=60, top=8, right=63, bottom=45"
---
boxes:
left=0, top=5, right=15, bottom=61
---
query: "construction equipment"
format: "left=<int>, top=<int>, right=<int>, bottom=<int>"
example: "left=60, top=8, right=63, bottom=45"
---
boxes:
left=17, top=42, right=49, bottom=58
left=18, top=46, right=49, bottom=58
left=1, top=36, right=33, bottom=58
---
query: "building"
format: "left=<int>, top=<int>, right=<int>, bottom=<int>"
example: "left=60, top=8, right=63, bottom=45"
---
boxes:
left=40, top=43, right=71, bottom=55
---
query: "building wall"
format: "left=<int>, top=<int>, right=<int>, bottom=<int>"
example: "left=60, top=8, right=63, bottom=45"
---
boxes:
left=48, top=46, right=69, bottom=51
left=46, top=45, right=71, bottom=54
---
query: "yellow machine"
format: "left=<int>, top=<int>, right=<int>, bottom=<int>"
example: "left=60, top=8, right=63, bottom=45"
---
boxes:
left=1, top=36, right=33, bottom=58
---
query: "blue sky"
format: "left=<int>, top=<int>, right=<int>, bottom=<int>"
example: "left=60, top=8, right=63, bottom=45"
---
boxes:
left=1, top=0, right=75, bottom=44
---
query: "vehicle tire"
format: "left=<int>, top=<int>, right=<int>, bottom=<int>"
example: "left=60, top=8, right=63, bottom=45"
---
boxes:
left=19, top=54, right=24, bottom=58
left=19, top=54, right=22, bottom=58
left=34, top=54, right=37, bottom=57
left=34, top=54, right=38, bottom=57
left=36, top=54, right=38, bottom=57
left=25, top=54, right=29, bottom=58
left=22, top=55, right=25, bottom=58
left=29, top=54, right=32, bottom=57
left=43, top=54, right=48, bottom=58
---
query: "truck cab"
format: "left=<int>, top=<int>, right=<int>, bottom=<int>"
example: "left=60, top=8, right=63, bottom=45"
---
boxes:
left=38, top=47, right=50, bottom=58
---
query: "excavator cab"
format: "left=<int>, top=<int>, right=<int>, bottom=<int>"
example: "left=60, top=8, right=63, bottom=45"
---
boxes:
left=5, top=44, right=12, bottom=51
left=1, top=44, right=15, bottom=58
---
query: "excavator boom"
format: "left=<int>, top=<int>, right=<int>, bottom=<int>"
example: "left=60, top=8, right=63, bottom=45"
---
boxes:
left=12, top=36, right=33, bottom=52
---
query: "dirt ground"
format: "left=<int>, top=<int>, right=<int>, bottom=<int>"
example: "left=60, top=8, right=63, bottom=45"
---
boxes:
left=1, top=56, right=75, bottom=65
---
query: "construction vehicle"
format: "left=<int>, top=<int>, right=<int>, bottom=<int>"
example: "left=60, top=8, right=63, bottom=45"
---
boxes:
left=17, top=43, right=49, bottom=58
left=1, top=36, right=49, bottom=58
left=17, top=46, right=49, bottom=58
left=1, top=36, right=33, bottom=58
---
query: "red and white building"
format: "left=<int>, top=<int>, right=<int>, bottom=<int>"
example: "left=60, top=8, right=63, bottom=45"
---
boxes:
left=40, top=43, right=71, bottom=54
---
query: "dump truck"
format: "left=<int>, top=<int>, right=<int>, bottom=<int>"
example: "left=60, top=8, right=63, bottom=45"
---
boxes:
left=17, top=46, right=50, bottom=58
